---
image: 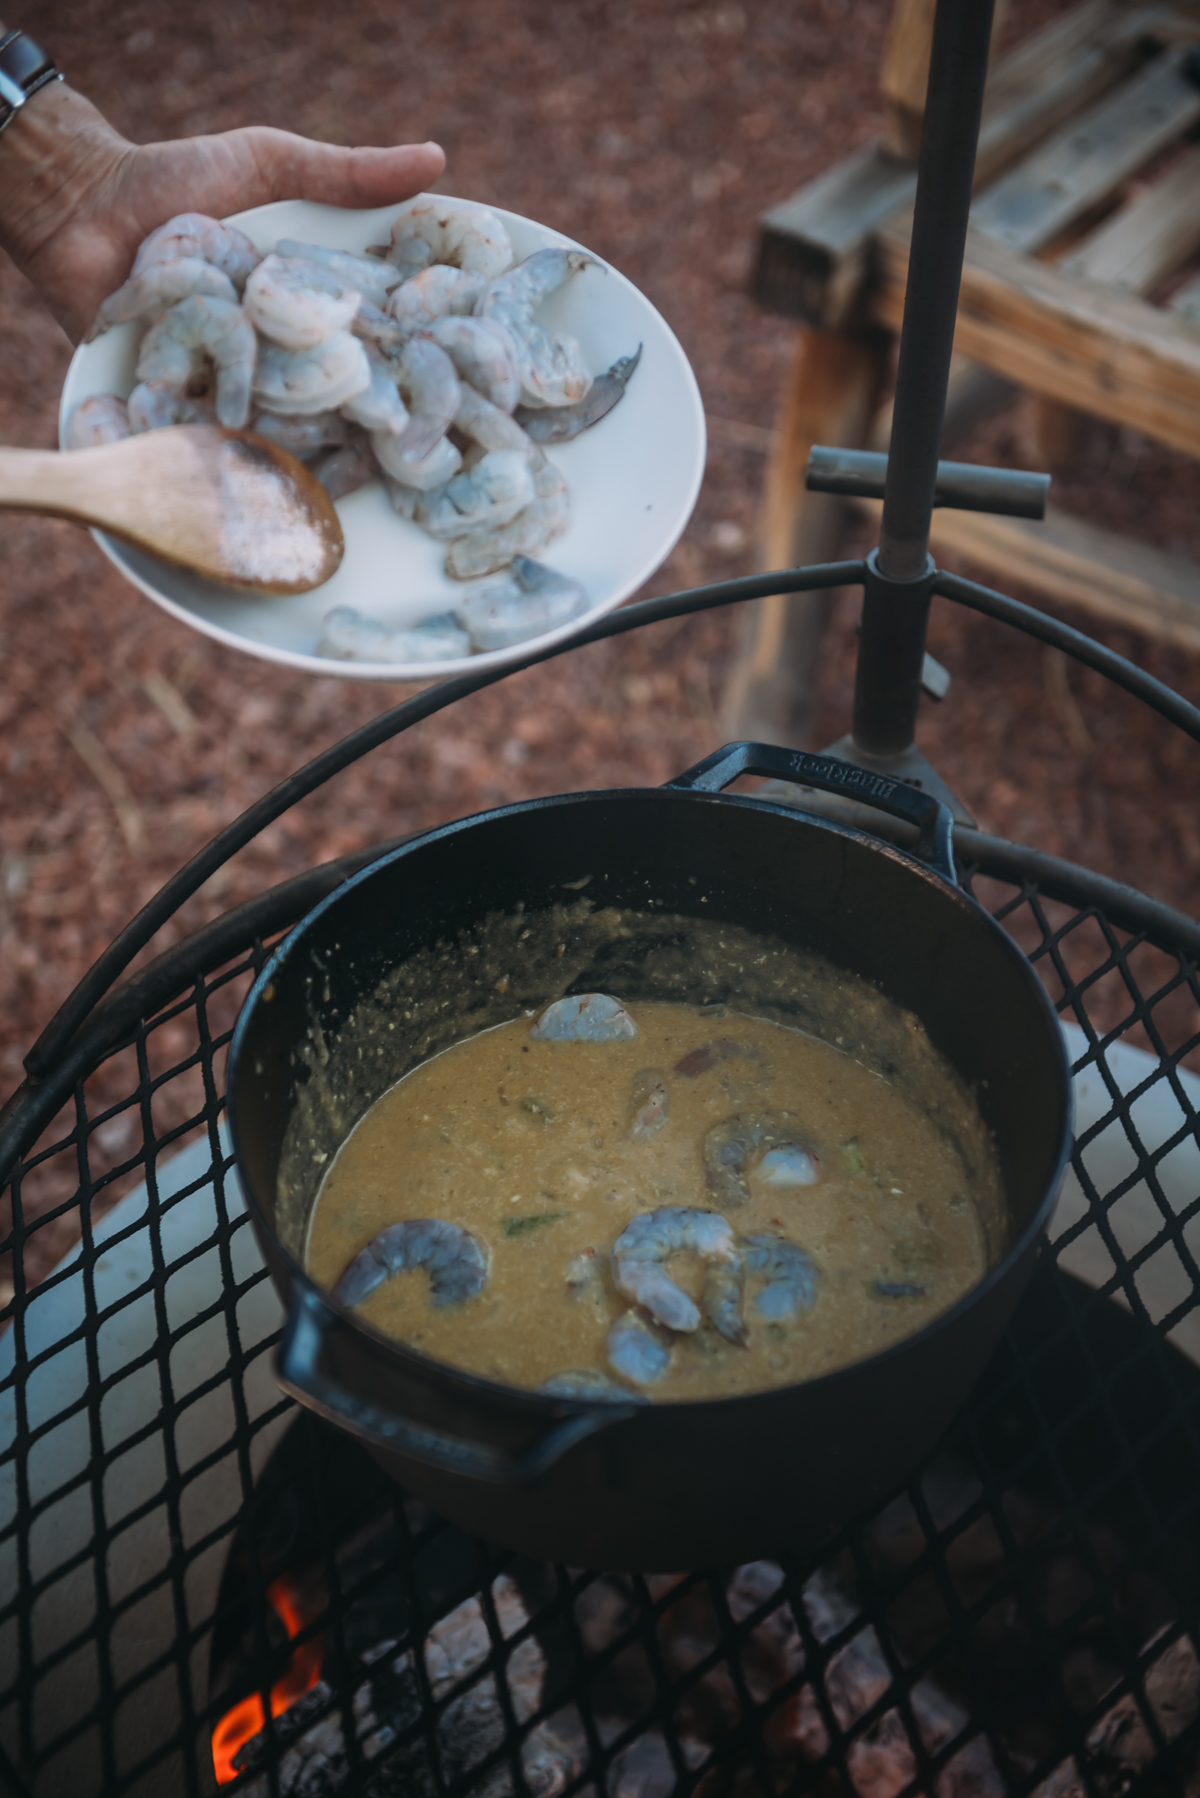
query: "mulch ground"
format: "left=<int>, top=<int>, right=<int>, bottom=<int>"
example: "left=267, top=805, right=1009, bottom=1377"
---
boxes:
left=3, top=0, right=1200, bottom=1283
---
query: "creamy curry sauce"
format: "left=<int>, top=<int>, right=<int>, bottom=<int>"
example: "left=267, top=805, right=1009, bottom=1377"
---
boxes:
left=305, top=1000, right=996, bottom=1401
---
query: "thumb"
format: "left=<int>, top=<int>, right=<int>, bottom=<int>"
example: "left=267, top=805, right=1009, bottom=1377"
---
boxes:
left=235, top=127, right=446, bottom=209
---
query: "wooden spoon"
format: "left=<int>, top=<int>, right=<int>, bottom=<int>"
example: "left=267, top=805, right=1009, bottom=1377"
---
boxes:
left=0, top=425, right=344, bottom=592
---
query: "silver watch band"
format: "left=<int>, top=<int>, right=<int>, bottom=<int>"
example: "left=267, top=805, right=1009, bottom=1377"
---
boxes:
left=0, top=30, right=61, bottom=136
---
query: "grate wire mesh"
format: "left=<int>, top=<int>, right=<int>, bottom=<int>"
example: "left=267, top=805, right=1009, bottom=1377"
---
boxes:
left=1, top=848, right=1199, bottom=1798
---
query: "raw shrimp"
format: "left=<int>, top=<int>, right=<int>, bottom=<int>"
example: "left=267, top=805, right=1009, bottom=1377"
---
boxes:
left=66, top=394, right=131, bottom=447
left=314, top=441, right=380, bottom=501
left=480, top=248, right=594, bottom=407
left=611, top=1208, right=747, bottom=1346
left=444, top=459, right=570, bottom=579
left=388, top=337, right=461, bottom=466
left=456, top=555, right=587, bottom=650
left=514, top=346, right=642, bottom=442
left=375, top=433, right=462, bottom=490
left=317, top=606, right=470, bottom=664
left=606, top=1311, right=671, bottom=1387
left=351, top=299, right=409, bottom=354
left=243, top=254, right=361, bottom=350
left=127, top=380, right=219, bottom=432
left=380, top=196, right=513, bottom=280
left=85, top=257, right=238, bottom=341
left=275, top=238, right=401, bottom=308
left=332, top=1218, right=487, bottom=1310
left=394, top=450, right=534, bottom=543
left=741, top=1234, right=821, bottom=1322
left=135, top=295, right=257, bottom=428
left=540, top=1369, right=638, bottom=1401
left=704, top=1114, right=822, bottom=1210
left=250, top=409, right=353, bottom=459
left=340, top=349, right=409, bottom=435
left=424, top=316, right=521, bottom=412
left=629, top=1069, right=669, bottom=1140
left=530, top=994, right=637, bottom=1042
left=132, top=212, right=261, bottom=288
left=388, top=265, right=487, bottom=334
left=252, top=331, right=371, bottom=415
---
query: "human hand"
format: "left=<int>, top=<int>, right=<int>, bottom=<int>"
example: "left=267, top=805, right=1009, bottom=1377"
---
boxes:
left=0, top=82, right=445, bottom=342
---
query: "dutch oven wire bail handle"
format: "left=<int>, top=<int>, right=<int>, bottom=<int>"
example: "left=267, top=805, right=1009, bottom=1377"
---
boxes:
left=278, top=1283, right=638, bottom=1483
left=667, top=742, right=957, bottom=887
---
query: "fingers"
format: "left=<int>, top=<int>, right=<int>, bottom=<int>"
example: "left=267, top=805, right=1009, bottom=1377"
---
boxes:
left=240, top=128, right=446, bottom=209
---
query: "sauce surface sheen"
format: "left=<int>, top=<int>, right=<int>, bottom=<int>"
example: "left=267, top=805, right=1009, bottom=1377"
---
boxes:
left=306, top=1001, right=992, bottom=1400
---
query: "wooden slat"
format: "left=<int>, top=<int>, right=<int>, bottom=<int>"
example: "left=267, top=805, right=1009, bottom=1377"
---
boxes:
left=1169, top=268, right=1200, bottom=320
left=722, top=328, right=887, bottom=745
left=873, top=222, right=1200, bottom=456
left=754, top=145, right=918, bottom=331
left=851, top=494, right=1200, bottom=652
left=971, top=49, right=1200, bottom=253
left=1061, top=143, right=1200, bottom=292
left=754, top=0, right=1150, bottom=324
left=879, top=0, right=1008, bottom=163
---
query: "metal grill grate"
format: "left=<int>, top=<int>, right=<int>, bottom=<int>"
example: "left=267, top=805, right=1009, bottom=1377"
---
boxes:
left=3, top=842, right=1200, bottom=1798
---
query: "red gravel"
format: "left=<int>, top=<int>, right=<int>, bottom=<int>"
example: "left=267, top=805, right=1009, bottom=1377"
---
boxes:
left=2, top=0, right=1199, bottom=1279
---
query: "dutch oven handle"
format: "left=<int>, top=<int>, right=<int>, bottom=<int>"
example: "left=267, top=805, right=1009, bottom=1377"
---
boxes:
left=667, top=742, right=957, bottom=886
left=278, top=1284, right=636, bottom=1484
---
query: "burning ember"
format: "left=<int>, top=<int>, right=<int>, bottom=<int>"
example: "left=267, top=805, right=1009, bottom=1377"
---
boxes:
left=212, top=1573, right=324, bottom=1784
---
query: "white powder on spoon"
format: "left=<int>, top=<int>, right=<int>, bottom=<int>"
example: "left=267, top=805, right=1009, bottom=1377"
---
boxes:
left=218, top=440, right=333, bottom=588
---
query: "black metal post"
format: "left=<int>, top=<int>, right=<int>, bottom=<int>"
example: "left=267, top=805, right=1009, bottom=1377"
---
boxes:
left=852, top=0, right=995, bottom=757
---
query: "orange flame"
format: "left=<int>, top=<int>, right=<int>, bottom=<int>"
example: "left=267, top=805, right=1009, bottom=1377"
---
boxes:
left=212, top=1573, right=324, bottom=1784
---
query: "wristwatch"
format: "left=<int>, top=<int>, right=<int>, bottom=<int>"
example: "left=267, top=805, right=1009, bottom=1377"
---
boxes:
left=0, top=29, right=60, bottom=136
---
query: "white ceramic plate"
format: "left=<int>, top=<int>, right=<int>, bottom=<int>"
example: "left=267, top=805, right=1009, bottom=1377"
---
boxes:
left=58, top=196, right=706, bottom=681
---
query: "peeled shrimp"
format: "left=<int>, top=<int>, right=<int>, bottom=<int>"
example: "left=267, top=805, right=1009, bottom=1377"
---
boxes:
left=530, top=994, right=637, bottom=1042
left=611, top=1207, right=747, bottom=1346
left=135, top=295, right=257, bottom=429
left=370, top=336, right=462, bottom=478
left=132, top=212, right=262, bottom=289
left=373, top=431, right=461, bottom=490
left=275, top=238, right=401, bottom=308
left=388, top=265, right=487, bottom=333
left=606, top=1311, right=671, bottom=1387
left=514, top=346, right=642, bottom=442
left=351, top=299, right=409, bottom=354
left=250, top=409, right=353, bottom=459
left=66, top=394, right=131, bottom=448
left=127, top=380, right=219, bottom=432
left=243, top=254, right=361, bottom=350
left=390, top=448, right=534, bottom=542
left=456, top=555, right=587, bottom=650
left=480, top=248, right=594, bottom=407
left=424, top=315, right=521, bottom=412
left=741, top=1234, right=821, bottom=1322
left=380, top=196, right=513, bottom=280
left=339, top=349, right=409, bottom=435
left=85, top=257, right=238, bottom=342
left=540, top=1369, right=641, bottom=1402
left=252, top=331, right=371, bottom=415
left=704, top=1114, right=822, bottom=1210
left=444, top=457, right=569, bottom=579
left=317, top=605, right=469, bottom=662
left=332, top=1218, right=487, bottom=1309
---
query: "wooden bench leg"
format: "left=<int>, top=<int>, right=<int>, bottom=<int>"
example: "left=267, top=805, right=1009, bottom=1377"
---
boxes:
left=722, top=325, right=888, bottom=748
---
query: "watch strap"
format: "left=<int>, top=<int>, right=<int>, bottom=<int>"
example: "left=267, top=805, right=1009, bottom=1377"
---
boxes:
left=0, top=30, right=61, bottom=134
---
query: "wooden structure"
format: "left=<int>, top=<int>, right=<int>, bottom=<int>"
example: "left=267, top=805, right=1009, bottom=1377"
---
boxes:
left=726, top=0, right=1200, bottom=745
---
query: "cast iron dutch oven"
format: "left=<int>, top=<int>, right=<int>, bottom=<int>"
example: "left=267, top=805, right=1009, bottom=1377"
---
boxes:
left=228, top=744, right=1073, bottom=1570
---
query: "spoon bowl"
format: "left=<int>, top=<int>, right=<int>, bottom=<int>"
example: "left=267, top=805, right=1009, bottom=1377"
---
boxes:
left=0, top=425, right=343, bottom=593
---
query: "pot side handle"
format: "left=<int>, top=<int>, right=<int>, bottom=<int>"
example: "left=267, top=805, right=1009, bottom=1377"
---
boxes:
left=278, top=1285, right=635, bottom=1485
left=667, top=742, right=956, bottom=886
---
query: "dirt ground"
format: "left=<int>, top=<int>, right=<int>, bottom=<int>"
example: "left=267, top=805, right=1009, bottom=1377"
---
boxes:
left=2, top=0, right=1199, bottom=1125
